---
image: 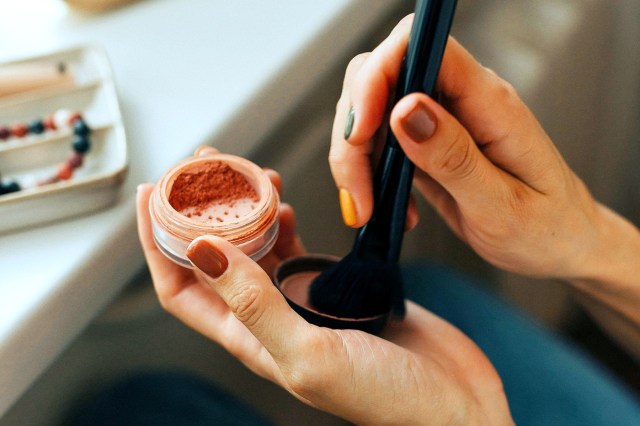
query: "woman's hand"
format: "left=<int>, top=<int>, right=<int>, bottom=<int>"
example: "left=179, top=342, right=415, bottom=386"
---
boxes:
left=330, top=15, right=606, bottom=280
left=136, top=153, right=512, bottom=425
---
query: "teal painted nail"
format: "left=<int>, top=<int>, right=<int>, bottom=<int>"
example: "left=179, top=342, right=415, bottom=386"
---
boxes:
left=344, top=107, right=355, bottom=140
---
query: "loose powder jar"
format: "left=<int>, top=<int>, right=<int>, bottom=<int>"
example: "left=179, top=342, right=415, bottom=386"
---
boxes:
left=150, top=153, right=279, bottom=267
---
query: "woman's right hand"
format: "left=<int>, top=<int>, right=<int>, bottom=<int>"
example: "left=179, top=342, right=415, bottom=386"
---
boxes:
left=330, top=15, right=607, bottom=280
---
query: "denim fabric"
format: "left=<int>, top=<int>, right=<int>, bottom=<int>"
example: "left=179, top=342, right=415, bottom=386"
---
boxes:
left=402, top=263, right=640, bottom=426
left=71, top=371, right=272, bottom=426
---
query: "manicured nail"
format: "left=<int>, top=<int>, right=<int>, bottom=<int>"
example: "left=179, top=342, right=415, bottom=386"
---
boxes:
left=401, top=101, right=436, bottom=142
left=339, top=188, right=357, bottom=227
left=344, top=106, right=355, bottom=140
left=186, top=238, right=229, bottom=279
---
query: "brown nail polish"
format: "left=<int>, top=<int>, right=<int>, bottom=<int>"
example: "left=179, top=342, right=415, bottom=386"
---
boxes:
left=401, top=102, right=436, bottom=142
left=186, top=238, right=229, bottom=278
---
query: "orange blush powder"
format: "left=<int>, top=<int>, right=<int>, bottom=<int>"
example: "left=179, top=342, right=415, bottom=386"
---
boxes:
left=168, top=160, right=259, bottom=223
left=150, top=153, right=279, bottom=266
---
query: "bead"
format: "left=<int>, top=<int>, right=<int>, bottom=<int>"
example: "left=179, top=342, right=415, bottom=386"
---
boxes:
left=68, top=151, right=84, bottom=168
left=0, top=126, right=10, bottom=140
left=68, top=112, right=83, bottom=125
left=11, top=123, right=29, bottom=138
left=28, top=119, right=45, bottom=134
left=43, top=115, right=57, bottom=130
left=0, top=180, right=21, bottom=195
left=57, top=162, right=74, bottom=180
left=72, top=118, right=91, bottom=136
left=20, top=174, right=38, bottom=188
left=53, top=109, right=73, bottom=129
left=72, top=134, right=91, bottom=154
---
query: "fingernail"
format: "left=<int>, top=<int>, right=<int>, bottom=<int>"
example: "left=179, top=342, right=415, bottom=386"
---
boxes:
left=186, top=238, right=229, bottom=279
left=136, top=183, right=149, bottom=194
left=401, top=101, right=436, bottom=142
left=339, top=188, right=357, bottom=226
left=344, top=106, right=355, bottom=140
left=194, top=146, right=215, bottom=157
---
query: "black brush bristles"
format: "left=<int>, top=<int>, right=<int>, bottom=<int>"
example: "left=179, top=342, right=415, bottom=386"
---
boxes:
left=308, top=253, right=403, bottom=319
left=307, top=0, right=457, bottom=325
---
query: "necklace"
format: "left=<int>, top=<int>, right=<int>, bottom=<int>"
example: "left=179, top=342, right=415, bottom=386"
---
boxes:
left=0, top=109, right=91, bottom=196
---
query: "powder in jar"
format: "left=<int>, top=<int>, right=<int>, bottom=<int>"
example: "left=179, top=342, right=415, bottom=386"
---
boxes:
left=168, top=160, right=259, bottom=223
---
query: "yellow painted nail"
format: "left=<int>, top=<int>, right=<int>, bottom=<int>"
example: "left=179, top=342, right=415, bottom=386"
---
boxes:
left=339, top=188, right=357, bottom=227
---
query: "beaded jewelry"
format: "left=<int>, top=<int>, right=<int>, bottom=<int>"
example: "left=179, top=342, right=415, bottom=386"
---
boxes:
left=0, top=109, right=92, bottom=196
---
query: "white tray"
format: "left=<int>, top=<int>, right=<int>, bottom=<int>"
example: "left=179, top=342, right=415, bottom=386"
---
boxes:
left=0, top=46, right=128, bottom=233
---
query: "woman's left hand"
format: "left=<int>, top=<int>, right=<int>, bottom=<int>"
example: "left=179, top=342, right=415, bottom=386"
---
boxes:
left=136, top=152, right=512, bottom=425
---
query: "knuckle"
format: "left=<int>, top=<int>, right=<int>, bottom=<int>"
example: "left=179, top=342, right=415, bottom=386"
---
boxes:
left=501, top=184, right=536, bottom=232
left=342, top=52, right=369, bottom=88
left=482, top=66, right=499, bottom=78
left=327, top=151, right=354, bottom=179
left=507, top=184, right=532, bottom=217
left=346, top=52, right=369, bottom=73
left=285, top=365, right=328, bottom=400
left=227, top=284, right=264, bottom=327
left=327, top=150, right=346, bottom=166
left=488, top=73, right=521, bottom=105
left=435, top=133, right=477, bottom=179
left=282, top=332, right=345, bottom=400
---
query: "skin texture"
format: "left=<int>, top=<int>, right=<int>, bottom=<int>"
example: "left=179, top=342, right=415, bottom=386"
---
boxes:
left=137, top=147, right=513, bottom=424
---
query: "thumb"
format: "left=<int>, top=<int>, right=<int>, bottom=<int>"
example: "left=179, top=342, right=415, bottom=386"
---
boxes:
left=186, top=235, right=310, bottom=364
left=390, top=93, right=511, bottom=209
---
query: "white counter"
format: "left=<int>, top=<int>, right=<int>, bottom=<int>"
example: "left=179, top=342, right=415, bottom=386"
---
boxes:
left=0, top=0, right=400, bottom=416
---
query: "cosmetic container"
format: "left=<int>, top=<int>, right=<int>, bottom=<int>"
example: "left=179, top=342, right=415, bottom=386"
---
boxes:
left=273, top=255, right=390, bottom=335
left=150, top=153, right=279, bottom=267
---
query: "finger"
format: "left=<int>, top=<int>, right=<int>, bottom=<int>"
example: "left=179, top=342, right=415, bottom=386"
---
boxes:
left=136, top=183, right=193, bottom=291
left=257, top=203, right=305, bottom=278
left=346, top=14, right=414, bottom=147
left=390, top=93, right=516, bottom=215
left=405, top=194, right=419, bottom=232
left=136, top=183, right=229, bottom=321
left=437, top=38, right=564, bottom=192
left=186, top=235, right=313, bottom=365
left=263, top=168, right=282, bottom=197
left=273, top=203, right=305, bottom=259
left=195, top=145, right=219, bottom=156
left=412, top=170, right=464, bottom=239
left=329, top=15, right=416, bottom=227
left=137, top=184, right=283, bottom=381
left=330, top=52, right=374, bottom=227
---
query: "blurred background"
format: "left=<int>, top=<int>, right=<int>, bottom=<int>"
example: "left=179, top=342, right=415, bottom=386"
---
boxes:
left=2, top=0, right=639, bottom=424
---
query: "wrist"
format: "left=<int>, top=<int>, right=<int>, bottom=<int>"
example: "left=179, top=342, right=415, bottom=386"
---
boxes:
left=568, top=203, right=640, bottom=290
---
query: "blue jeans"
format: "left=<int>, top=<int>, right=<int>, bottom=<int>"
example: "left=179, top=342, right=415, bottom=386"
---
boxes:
left=403, top=263, right=640, bottom=425
left=73, top=264, right=640, bottom=425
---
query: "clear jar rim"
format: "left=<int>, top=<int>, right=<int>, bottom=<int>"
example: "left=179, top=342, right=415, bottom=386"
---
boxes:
left=151, top=153, right=278, bottom=247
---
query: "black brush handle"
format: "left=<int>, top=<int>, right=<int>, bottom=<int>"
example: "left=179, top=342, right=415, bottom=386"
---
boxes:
left=353, top=0, right=457, bottom=264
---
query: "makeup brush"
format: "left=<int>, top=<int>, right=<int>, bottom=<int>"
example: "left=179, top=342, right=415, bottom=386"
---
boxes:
left=309, top=0, right=458, bottom=320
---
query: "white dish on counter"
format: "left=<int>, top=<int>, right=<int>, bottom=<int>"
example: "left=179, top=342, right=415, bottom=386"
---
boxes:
left=0, top=46, right=127, bottom=233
